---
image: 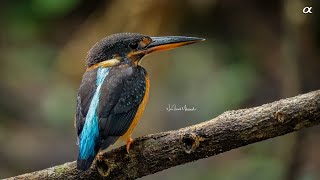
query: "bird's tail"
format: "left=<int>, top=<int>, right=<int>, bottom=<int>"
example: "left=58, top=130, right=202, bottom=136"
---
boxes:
left=77, top=155, right=96, bottom=171
left=77, top=137, right=100, bottom=171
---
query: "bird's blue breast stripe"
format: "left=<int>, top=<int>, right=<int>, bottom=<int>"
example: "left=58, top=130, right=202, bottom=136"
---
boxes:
left=79, top=67, right=109, bottom=159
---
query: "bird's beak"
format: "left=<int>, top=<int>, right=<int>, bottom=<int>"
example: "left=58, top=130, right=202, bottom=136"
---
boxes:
left=143, top=36, right=205, bottom=54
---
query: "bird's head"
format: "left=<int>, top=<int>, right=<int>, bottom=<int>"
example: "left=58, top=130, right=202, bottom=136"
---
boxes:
left=86, top=33, right=205, bottom=69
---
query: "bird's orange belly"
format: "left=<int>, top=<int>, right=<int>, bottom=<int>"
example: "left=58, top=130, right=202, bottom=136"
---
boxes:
left=120, top=75, right=150, bottom=141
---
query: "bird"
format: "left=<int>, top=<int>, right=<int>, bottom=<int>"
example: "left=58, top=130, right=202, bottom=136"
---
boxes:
left=75, top=32, right=204, bottom=170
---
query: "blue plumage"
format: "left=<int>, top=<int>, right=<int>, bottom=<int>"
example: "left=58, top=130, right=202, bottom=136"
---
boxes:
left=79, top=67, right=109, bottom=160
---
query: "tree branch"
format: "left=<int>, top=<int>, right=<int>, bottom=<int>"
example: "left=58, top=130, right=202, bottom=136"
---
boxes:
left=7, top=90, right=320, bottom=180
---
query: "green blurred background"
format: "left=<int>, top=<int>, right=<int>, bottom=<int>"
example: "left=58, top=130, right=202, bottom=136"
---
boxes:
left=0, top=0, right=319, bottom=179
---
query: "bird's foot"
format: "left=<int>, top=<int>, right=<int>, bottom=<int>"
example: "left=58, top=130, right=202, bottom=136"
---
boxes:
left=97, top=152, right=104, bottom=161
left=126, top=137, right=133, bottom=154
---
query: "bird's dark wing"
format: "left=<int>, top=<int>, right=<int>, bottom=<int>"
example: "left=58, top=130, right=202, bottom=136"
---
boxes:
left=97, top=67, right=147, bottom=147
left=75, top=69, right=97, bottom=136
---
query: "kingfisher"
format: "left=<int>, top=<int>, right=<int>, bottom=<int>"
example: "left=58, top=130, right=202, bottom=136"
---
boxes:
left=75, top=33, right=204, bottom=170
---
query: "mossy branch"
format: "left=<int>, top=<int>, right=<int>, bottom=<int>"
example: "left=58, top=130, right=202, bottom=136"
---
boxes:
left=6, top=90, right=320, bottom=180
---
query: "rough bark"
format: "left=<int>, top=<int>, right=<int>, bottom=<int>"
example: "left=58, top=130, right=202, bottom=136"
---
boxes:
left=7, top=90, right=320, bottom=180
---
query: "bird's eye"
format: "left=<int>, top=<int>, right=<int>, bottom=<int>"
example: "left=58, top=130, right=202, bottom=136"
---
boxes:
left=129, top=42, right=139, bottom=49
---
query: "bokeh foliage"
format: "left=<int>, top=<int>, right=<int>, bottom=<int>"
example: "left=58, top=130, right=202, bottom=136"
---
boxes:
left=0, top=0, right=319, bottom=179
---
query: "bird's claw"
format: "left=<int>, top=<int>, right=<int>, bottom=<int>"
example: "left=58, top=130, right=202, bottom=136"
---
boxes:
left=97, top=152, right=104, bottom=161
